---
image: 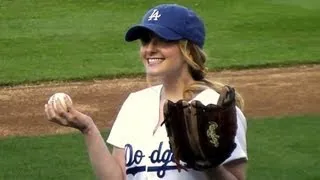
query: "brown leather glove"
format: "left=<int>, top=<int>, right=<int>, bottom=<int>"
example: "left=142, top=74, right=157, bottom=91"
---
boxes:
left=161, top=85, right=237, bottom=171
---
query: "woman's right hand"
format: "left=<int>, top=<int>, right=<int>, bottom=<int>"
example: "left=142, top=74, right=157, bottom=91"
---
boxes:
left=44, top=96, right=94, bottom=134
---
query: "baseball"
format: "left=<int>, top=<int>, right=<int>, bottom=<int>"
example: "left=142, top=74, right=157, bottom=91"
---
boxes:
left=48, top=92, right=73, bottom=112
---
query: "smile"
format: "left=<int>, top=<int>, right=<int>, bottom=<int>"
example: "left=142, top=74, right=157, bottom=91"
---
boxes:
left=147, top=58, right=165, bottom=65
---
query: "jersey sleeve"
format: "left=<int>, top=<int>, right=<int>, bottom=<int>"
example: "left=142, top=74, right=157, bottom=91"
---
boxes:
left=223, top=106, right=248, bottom=164
left=106, top=93, right=134, bottom=149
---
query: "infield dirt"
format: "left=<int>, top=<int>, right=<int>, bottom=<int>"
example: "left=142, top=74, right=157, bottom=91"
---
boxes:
left=0, top=65, right=319, bottom=137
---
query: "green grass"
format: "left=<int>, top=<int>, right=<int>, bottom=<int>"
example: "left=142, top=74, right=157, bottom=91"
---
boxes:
left=1, top=0, right=320, bottom=86
left=0, top=115, right=319, bottom=179
left=0, top=133, right=96, bottom=180
left=247, top=115, right=320, bottom=180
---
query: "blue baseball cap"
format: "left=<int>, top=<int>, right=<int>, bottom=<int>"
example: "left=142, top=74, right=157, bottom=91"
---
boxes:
left=125, top=4, right=205, bottom=48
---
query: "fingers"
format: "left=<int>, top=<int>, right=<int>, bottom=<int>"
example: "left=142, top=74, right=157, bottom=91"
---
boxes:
left=44, top=104, right=51, bottom=120
left=44, top=94, right=92, bottom=132
left=55, top=98, right=68, bottom=115
left=55, top=98, right=74, bottom=125
left=181, top=100, right=189, bottom=108
left=45, top=98, right=68, bottom=126
left=46, top=100, right=57, bottom=119
left=191, top=100, right=204, bottom=108
left=64, top=95, right=73, bottom=113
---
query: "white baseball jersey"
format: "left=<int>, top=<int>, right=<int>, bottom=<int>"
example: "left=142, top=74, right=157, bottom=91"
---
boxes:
left=107, top=85, right=248, bottom=180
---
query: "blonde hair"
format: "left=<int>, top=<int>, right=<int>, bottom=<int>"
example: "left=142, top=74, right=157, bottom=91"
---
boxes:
left=179, top=40, right=245, bottom=110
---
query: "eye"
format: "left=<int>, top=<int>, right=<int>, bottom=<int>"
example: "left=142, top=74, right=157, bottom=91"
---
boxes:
left=156, top=36, right=178, bottom=45
left=139, top=32, right=178, bottom=46
left=139, top=30, right=153, bottom=45
left=140, top=34, right=151, bottom=45
left=162, top=39, right=176, bottom=44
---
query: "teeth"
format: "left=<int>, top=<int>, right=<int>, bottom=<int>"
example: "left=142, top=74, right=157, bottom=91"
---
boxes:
left=148, top=58, right=164, bottom=64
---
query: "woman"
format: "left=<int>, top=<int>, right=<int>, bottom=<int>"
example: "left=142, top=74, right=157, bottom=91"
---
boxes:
left=45, top=3, right=248, bottom=180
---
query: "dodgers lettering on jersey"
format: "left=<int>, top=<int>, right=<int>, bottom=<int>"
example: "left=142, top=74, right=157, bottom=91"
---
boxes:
left=125, top=141, right=185, bottom=178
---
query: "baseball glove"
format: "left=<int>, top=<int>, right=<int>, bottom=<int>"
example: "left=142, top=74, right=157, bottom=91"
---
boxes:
left=161, top=85, right=237, bottom=171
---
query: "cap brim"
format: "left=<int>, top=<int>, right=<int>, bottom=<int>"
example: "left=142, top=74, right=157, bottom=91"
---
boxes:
left=125, top=23, right=182, bottom=42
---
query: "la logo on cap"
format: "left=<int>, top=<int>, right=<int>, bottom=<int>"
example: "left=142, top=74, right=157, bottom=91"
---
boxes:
left=148, top=9, right=161, bottom=21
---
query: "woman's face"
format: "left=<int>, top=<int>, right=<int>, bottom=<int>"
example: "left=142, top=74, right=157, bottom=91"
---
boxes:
left=139, top=33, right=188, bottom=78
